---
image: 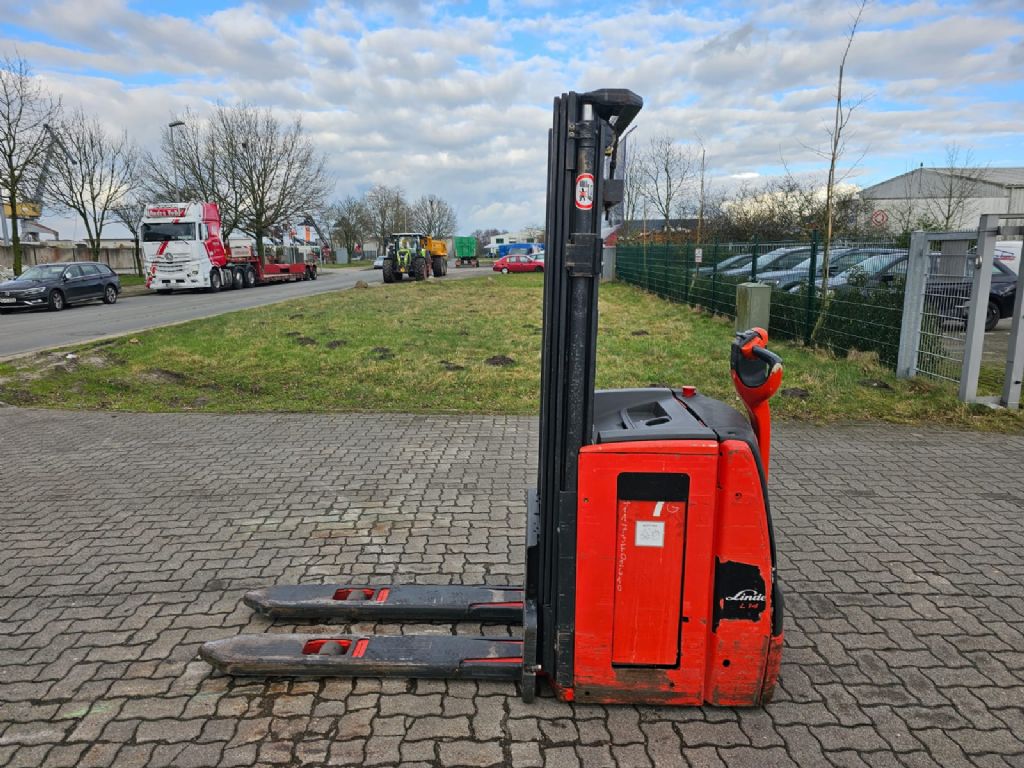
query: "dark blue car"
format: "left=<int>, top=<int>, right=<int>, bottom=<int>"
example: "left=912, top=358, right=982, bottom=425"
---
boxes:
left=0, top=262, right=121, bottom=313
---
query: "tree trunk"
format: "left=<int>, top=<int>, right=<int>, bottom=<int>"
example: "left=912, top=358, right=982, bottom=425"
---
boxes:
left=255, top=231, right=265, bottom=258
left=133, top=235, right=142, bottom=277
left=9, top=187, right=22, bottom=275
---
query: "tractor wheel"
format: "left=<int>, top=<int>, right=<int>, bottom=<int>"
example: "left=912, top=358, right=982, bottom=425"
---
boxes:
left=208, top=269, right=222, bottom=293
left=413, top=257, right=427, bottom=281
left=232, top=269, right=244, bottom=290
left=431, top=256, right=445, bottom=278
left=382, top=259, right=396, bottom=283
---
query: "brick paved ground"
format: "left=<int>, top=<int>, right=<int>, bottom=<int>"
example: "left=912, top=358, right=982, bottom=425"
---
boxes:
left=1, top=407, right=1022, bottom=767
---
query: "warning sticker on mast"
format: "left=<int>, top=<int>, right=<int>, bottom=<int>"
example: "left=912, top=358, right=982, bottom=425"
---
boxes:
left=575, top=173, right=595, bottom=210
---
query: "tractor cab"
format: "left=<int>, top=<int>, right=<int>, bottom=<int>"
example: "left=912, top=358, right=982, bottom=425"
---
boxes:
left=384, top=232, right=429, bottom=282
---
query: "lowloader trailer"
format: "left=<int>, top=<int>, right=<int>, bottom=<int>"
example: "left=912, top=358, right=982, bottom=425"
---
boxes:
left=202, top=88, right=785, bottom=707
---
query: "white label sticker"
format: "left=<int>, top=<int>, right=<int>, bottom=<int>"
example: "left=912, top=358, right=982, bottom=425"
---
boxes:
left=575, top=173, right=595, bottom=210
left=695, top=248, right=703, bottom=263
left=635, top=521, right=665, bottom=548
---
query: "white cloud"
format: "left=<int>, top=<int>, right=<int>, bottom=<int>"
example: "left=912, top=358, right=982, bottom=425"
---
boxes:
left=3, top=0, right=1022, bottom=235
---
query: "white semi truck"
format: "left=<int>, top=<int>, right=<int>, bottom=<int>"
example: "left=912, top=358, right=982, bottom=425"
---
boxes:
left=140, top=202, right=318, bottom=293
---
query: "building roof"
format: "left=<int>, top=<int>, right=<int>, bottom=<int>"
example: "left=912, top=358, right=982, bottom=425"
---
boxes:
left=861, top=167, right=1024, bottom=197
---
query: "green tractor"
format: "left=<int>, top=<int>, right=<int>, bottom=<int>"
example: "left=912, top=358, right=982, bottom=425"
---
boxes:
left=383, top=232, right=448, bottom=283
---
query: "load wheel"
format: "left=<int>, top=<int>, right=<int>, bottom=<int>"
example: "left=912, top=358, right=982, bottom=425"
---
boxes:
left=382, top=259, right=396, bottom=283
left=412, top=257, right=427, bottom=281
left=208, top=269, right=222, bottom=293
left=244, top=268, right=257, bottom=288
left=431, top=256, right=445, bottom=278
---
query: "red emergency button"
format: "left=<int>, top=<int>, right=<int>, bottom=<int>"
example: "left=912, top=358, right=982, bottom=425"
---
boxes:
left=681, top=386, right=697, bottom=397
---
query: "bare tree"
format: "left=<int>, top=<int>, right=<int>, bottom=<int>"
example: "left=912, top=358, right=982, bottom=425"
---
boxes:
left=364, top=184, right=408, bottom=255
left=112, top=193, right=147, bottom=276
left=621, top=133, right=645, bottom=238
left=214, top=105, right=331, bottom=256
left=0, top=54, right=62, bottom=274
left=409, top=194, right=457, bottom=238
left=925, top=144, right=988, bottom=229
left=471, top=227, right=505, bottom=253
left=638, top=134, right=695, bottom=231
left=694, top=138, right=708, bottom=244
left=329, top=195, right=371, bottom=259
left=819, top=0, right=868, bottom=291
left=47, top=110, right=137, bottom=260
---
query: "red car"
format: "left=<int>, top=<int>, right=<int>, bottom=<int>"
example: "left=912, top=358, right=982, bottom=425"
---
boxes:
left=493, top=253, right=544, bottom=273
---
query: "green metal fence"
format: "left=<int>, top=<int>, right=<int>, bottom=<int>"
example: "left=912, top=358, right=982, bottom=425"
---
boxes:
left=615, top=234, right=907, bottom=369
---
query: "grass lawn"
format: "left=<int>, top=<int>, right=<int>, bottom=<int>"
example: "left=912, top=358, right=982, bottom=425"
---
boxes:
left=118, top=274, right=146, bottom=287
left=1, top=274, right=1021, bottom=432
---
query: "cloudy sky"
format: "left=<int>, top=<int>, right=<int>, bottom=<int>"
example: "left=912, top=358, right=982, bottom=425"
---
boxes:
left=3, top=0, right=1023, bottom=238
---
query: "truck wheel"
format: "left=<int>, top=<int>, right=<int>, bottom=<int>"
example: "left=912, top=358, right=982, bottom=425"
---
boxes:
left=413, top=257, right=427, bottom=281
left=208, top=269, right=222, bottom=293
left=244, top=268, right=257, bottom=288
left=311, top=266, right=318, bottom=281
left=985, top=300, right=1000, bottom=331
left=232, top=269, right=244, bottom=290
left=382, top=259, right=396, bottom=284
left=431, top=256, right=445, bottom=278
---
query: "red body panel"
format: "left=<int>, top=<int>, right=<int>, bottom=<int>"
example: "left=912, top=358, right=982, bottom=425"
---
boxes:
left=571, top=438, right=780, bottom=706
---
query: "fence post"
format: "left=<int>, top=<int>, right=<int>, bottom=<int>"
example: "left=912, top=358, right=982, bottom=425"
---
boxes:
left=751, top=237, right=759, bottom=282
left=711, top=241, right=719, bottom=315
left=896, top=231, right=930, bottom=378
left=683, top=242, right=691, bottom=303
left=960, top=214, right=999, bottom=403
left=804, top=230, right=819, bottom=346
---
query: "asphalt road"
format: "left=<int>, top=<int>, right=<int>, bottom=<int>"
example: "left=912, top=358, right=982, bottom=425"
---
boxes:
left=0, top=265, right=491, bottom=360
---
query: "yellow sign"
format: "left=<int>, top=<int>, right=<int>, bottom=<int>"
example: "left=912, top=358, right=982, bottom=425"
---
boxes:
left=2, top=201, right=42, bottom=218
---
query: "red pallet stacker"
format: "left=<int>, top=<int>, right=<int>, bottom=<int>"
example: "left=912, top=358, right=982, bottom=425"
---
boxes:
left=201, top=88, right=785, bottom=706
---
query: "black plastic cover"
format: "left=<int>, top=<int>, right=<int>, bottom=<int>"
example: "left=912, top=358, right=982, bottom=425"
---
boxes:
left=592, top=388, right=716, bottom=444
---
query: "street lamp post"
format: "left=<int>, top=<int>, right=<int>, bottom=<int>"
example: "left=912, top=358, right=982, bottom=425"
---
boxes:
left=168, top=120, right=185, bottom=200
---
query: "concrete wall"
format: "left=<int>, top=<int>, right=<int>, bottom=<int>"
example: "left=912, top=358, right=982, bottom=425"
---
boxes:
left=0, top=243, right=141, bottom=273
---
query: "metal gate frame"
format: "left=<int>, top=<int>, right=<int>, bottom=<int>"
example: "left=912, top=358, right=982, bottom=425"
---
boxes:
left=897, top=214, right=1024, bottom=409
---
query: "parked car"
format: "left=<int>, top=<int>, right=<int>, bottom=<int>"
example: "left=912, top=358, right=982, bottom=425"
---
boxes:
left=929, top=259, right=1018, bottom=331
left=0, top=262, right=121, bottom=313
left=757, top=248, right=875, bottom=291
left=696, top=252, right=752, bottom=276
left=808, top=250, right=909, bottom=293
left=493, top=254, right=544, bottom=273
left=721, top=246, right=820, bottom=278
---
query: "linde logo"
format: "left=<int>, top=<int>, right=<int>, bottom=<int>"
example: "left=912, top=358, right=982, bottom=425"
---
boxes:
left=147, top=206, right=186, bottom=217
left=725, top=589, right=765, bottom=603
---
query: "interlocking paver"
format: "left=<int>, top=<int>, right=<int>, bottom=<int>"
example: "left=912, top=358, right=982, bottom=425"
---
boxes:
left=1, top=408, right=1022, bottom=766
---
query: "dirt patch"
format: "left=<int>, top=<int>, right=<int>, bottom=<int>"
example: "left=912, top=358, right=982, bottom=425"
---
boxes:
left=327, top=340, right=347, bottom=349
left=139, top=369, right=190, bottom=385
left=440, top=360, right=465, bottom=371
left=858, top=379, right=892, bottom=390
left=295, top=337, right=319, bottom=346
left=782, top=387, right=810, bottom=399
left=284, top=331, right=301, bottom=338
left=288, top=314, right=305, bottom=320
left=484, top=355, right=515, bottom=367
left=631, top=329, right=650, bottom=336
left=371, top=347, right=394, bottom=361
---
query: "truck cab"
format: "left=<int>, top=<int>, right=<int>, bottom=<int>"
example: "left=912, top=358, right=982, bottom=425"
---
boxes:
left=141, top=203, right=228, bottom=292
